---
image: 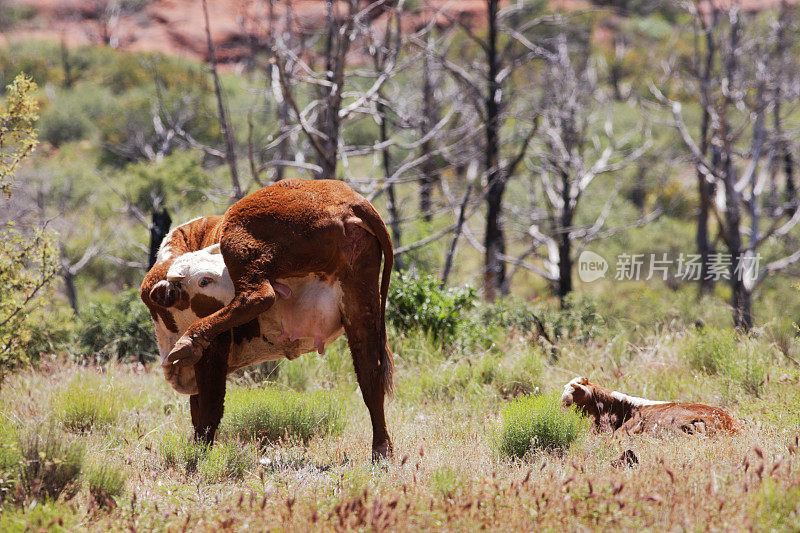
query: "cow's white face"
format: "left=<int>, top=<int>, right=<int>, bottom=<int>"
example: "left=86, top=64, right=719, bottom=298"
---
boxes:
left=166, top=244, right=234, bottom=306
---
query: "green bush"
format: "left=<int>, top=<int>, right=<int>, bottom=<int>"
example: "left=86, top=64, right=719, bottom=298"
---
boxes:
left=76, top=288, right=157, bottom=363
left=83, top=459, right=127, bottom=506
left=496, top=393, right=589, bottom=459
left=53, top=375, right=132, bottom=432
left=483, top=295, right=602, bottom=344
left=222, top=386, right=346, bottom=444
left=17, top=424, right=85, bottom=501
left=685, top=327, right=773, bottom=396
left=388, top=272, right=477, bottom=342
left=38, top=105, right=91, bottom=146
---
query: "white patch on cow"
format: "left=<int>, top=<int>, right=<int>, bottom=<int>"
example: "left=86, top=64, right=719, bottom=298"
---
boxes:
left=166, top=244, right=234, bottom=305
left=152, top=315, right=180, bottom=365
left=609, top=390, right=668, bottom=407
left=155, top=216, right=203, bottom=264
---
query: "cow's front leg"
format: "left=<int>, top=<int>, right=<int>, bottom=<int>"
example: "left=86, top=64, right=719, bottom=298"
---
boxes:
left=192, top=332, right=230, bottom=444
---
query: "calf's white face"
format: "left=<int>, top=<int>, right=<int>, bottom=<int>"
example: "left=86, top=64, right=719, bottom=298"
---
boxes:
left=561, top=376, right=592, bottom=408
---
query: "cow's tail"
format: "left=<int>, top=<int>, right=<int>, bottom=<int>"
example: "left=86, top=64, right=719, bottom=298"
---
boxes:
left=353, top=201, right=395, bottom=398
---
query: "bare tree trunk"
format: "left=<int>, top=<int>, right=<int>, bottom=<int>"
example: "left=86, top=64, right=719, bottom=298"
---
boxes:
left=63, top=270, right=79, bottom=315
left=419, top=35, right=439, bottom=221
left=148, top=206, right=172, bottom=269
left=558, top=177, right=573, bottom=306
left=483, top=0, right=506, bottom=300
left=202, top=0, right=243, bottom=200
left=696, top=8, right=718, bottom=293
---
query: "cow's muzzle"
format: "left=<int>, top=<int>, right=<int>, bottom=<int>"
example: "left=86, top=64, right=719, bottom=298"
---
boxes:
left=150, top=279, right=181, bottom=308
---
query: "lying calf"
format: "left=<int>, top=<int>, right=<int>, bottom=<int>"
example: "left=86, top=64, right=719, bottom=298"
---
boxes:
left=561, top=377, right=739, bottom=435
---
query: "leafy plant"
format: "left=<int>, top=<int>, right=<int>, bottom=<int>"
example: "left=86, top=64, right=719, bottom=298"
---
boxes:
left=0, top=74, right=60, bottom=384
left=76, top=288, right=158, bottom=363
left=387, top=272, right=477, bottom=342
left=496, top=393, right=589, bottom=459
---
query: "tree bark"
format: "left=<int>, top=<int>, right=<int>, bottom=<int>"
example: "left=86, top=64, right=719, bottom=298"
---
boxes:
left=482, top=0, right=506, bottom=301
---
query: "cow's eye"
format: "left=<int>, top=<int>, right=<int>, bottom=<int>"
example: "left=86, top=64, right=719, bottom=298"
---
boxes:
left=199, top=277, right=212, bottom=287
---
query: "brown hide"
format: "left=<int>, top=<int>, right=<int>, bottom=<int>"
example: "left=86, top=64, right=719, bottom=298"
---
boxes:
left=141, top=179, right=395, bottom=459
left=621, top=403, right=739, bottom=436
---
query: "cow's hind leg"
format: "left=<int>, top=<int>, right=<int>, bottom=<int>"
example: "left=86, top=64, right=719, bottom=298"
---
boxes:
left=341, top=270, right=393, bottom=460
left=192, top=331, right=230, bottom=445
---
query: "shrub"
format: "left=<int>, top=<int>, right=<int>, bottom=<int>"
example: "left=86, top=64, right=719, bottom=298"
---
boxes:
left=76, top=288, right=157, bottom=363
left=685, top=327, right=773, bottom=396
left=686, top=327, right=738, bottom=375
left=222, top=387, right=346, bottom=444
left=496, top=393, right=589, bottom=459
left=38, top=105, right=91, bottom=146
left=388, top=272, right=477, bottom=342
left=83, top=459, right=127, bottom=507
left=1, top=74, right=61, bottom=384
left=53, top=376, right=130, bottom=432
left=17, top=424, right=85, bottom=501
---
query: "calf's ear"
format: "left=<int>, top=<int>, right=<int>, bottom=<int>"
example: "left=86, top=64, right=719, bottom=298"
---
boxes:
left=150, top=280, right=179, bottom=308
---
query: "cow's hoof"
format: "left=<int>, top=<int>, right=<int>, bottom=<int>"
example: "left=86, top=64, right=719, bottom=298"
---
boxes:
left=372, top=441, right=393, bottom=462
left=164, top=337, right=203, bottom=368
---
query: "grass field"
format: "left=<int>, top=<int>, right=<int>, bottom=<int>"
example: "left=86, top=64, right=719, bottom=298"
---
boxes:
left=2, top=314, right=799, bottom=531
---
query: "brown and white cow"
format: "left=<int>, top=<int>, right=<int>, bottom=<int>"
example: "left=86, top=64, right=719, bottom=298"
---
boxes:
left=140, top=178, right=395, bottom=459
left=561, top=377, right=739, bottom=436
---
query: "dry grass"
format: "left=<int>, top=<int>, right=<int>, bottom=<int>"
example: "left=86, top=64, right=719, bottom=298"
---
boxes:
left=1, top=326, right=799, bottom=531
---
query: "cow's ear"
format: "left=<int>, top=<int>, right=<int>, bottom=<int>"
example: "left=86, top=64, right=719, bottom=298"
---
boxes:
left=205, top=243, right=221, bottom=255
left=150, top=280, right=179, bottom=308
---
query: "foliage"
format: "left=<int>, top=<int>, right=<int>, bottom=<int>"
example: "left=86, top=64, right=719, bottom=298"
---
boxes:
left=159, top=435, right=207, bottom=475
left=0, top=226, right=59, bottom=382
left=496, top=393, right=589, bottom=459
left=222, top=386, right=346, bottom=444
left=75, top=288, right=158, bottom=364
left=0, top=74, right=60, bottom=384
left=0, top=74, right=37, bottom=196
left=387, top=272, right=477, bottom=342
left=685, top=327, right=774, bottom=396
left=16, top=424, right=85, bottom=502
left=38, top=104, right=92, bottom=147
left=84, top=459, right=127, bottom=507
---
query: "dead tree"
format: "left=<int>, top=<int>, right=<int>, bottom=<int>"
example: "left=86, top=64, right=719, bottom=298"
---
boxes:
left=522, top=36, right=653, bottom=306
left=430, top=1, right=551, bottom=299
left=655, top=5, right=800, bottom=330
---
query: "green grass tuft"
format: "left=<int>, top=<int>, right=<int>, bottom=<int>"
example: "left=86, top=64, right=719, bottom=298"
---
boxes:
left=84, top=459, right=127, bottom=506
left=222, top=386, right=346, bottom=444
left=199, top=441, right=255, bottom=483
left=496, top=393, right=589, bottom=459
left=17, top=424, right=85, bottom=501
left=53, top=375, right=130, bottom=432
